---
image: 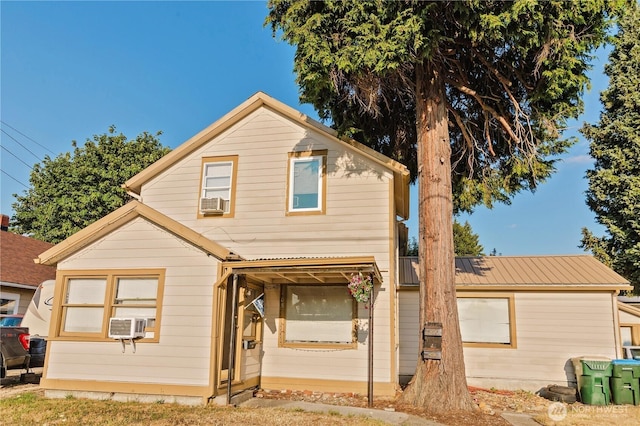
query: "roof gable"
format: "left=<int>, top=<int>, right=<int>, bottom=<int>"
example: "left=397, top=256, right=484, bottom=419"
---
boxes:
left=123, top=92, right=410, bottom=219
left=0, top=231, right=55, bottom=287
left=36, top=201, right=232, bottom=266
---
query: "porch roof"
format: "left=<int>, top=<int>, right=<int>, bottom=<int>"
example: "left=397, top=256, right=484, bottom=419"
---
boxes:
left=221, top=256, right=382, bottom=285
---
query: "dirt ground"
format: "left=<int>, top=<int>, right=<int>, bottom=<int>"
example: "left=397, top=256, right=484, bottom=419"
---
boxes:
left=255, top=385, right=640, bottom=426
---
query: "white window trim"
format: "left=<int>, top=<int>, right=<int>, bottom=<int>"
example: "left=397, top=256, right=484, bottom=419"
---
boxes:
left=198, top=155, right=238, bottom=218
left=288, top=155, right=324, bottom=212
left=201, top=160, right=234, bottom=213
left=0, top=292, right=20, bottom=314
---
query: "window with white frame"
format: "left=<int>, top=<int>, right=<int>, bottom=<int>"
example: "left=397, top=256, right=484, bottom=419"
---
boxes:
left=457, top=295, right=516, bottom=347
left=280, top=285, right=355, bottom=347
left=58, top=270, right=163, bottom=340
left=200, top=156, right=238, bottom=215
left=287, top=151, right=326, bottom=214
left=0, top=293, right=20, bottom=315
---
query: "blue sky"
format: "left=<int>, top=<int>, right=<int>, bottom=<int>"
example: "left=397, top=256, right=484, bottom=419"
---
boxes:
left=1, top=1, right=608, bottom=255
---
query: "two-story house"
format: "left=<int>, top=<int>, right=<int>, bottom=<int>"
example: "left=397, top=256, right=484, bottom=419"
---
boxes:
left=36, top=92, right=631, bottom=405
left=36, top=92, right=410, bottom=405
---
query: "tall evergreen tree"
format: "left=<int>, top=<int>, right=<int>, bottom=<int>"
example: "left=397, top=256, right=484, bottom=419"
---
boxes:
left=453, top=221, right=484, bottom=256
left=406, top=220, right=484, bottom=256
left=267, top=0, right=617, bottom=410
left=580, top=2, right=640, bottom=291
left=12, top=126, right=170, bottom=243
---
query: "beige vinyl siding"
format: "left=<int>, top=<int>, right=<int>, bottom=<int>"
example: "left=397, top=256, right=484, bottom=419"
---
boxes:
left=139, top=108, right=393, bottom=258
left=620, top=310, right=640, bottom=324
left=398, top=289, right=618, bottom=391
left=398, top=291, right=420, bottom=377
left=139, top=107, right=395, bottom=385
left=45, top=218, right=220, bottom=387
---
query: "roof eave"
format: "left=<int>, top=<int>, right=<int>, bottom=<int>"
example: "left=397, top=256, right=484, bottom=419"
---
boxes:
left=456, top=284, right=633, bottom=292
left=36, top=201, right=232, bottom=266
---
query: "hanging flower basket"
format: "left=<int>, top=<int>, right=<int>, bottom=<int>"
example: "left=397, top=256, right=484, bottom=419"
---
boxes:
left=348, top=272, right=373, bottom=303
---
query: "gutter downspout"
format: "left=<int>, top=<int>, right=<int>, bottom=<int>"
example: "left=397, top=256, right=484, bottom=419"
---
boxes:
left=368, top=272, right=374, bottom=408
left=227, top=274, right=239, bottom=404
left=612, top=290, right=622, bottom=359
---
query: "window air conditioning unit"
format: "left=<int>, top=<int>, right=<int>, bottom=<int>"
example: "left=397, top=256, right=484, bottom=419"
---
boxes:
left=200, top=197, right=224, bottom=214
left=108, top=318, right=147, bottom=339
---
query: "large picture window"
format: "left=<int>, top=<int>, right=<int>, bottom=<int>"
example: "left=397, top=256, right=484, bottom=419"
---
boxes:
left=457, top=294, right=516, bottom=348
left=199, top=156, right=238, bottom=217
left=280, top=285, right=356, bottom=348
left=287, top=151, right=326, bottom=215
left=57, top=270, right=164, bottom=341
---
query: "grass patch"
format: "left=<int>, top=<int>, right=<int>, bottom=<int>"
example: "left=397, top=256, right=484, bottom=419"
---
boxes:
left=0, top=393, right=385, bottom=425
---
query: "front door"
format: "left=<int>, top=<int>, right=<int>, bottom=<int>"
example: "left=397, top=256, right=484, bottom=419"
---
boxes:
left=217, top=275, right=264, bottom=389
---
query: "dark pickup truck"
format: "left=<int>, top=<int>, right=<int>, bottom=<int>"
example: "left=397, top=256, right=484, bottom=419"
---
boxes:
left=0, top=326, right=30, bottom=378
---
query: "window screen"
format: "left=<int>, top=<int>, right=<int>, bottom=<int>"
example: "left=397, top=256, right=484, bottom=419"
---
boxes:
left=457, top=297, right=512, bottom=345
left=284, top=285, right=353, bottom=344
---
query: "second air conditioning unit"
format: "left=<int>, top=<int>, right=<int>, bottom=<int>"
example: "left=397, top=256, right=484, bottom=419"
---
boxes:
left=200, top=197, right=224, bottom=214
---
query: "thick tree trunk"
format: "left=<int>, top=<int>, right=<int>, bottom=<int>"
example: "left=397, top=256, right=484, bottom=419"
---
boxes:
left=398, top=62, right=475, bottom=412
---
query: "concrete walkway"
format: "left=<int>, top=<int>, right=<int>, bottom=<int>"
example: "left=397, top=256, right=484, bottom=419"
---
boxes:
left=501, top=412, right=541, bottom=426
left=241, top=397, right=540, bottom=426
left=240, top=398, right=443, bottom=425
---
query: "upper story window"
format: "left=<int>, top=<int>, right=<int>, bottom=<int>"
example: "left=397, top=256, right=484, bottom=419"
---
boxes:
left=199, top=156, right=238, bottom=218
left=287, top=150, right=327, bottom=215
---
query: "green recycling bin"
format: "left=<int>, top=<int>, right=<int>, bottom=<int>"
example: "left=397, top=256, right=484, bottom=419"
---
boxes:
left=610, top=359, right=640, bottom=405
left=580, top=359, right=612, bottom=405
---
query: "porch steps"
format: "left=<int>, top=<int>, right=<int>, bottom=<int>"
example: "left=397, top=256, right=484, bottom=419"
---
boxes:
left=211, top=389, right=255, bottom=406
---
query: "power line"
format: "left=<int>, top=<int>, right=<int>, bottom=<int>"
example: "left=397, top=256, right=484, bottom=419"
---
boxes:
left=1, top=169, right=29, bottom=189
left=0, top=120, right=56, bottom=155
left=0, top=145, right=34, bottom=169
left=1, top=128, right=42, bottom=162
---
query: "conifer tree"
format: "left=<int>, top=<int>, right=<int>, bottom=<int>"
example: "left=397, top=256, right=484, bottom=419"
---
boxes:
left=268, top=0, right=618, bottom=410
left=581, top=2, right=640, bottom=291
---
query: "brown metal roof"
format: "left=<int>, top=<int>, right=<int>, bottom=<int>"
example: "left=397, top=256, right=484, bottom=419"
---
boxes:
left=0, top=230, right=56, bottom=288
left=222, top=256, right=382, bottom=286
left=399, top=255, right=630, bottom=289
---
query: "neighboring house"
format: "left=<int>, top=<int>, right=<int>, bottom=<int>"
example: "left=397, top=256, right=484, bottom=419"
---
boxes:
left=618, top=302, right=640, bottom=347
left=35, top=92, right=410, bottom=405
left=0, top=215, right=56, bottom=315
left=398, top=255, right=631, bottom=391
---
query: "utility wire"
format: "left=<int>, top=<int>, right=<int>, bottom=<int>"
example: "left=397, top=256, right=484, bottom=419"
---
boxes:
left=1, top=169, right=29, bottom=189
left=0, top=120, right=56, bottom=155
left=1, top=145, right=34, bottom=169
left=1, top=128, right=42, bottom=162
